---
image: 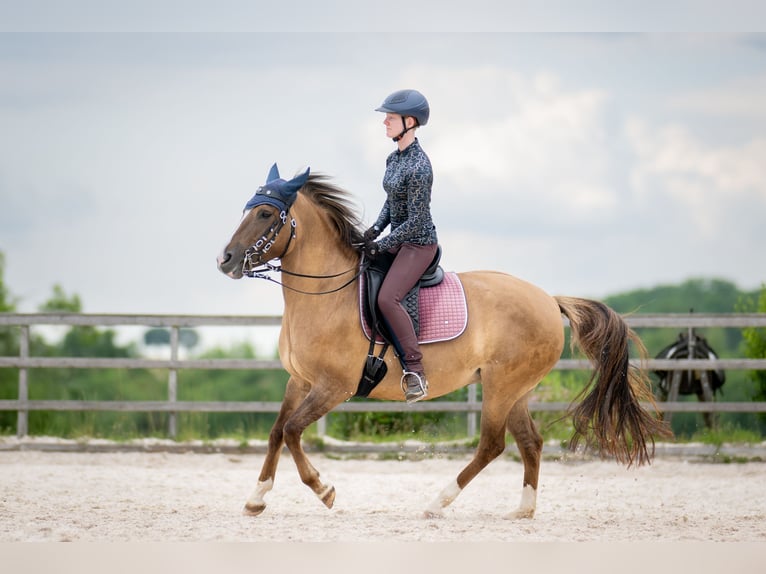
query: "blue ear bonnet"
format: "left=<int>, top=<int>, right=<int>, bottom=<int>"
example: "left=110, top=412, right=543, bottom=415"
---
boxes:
left=245, top=163, right=310, bottom=211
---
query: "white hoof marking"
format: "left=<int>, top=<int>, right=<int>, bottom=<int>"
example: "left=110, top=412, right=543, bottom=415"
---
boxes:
left=506, top=484, right=537, bottom=519
left=425, top=480, right=461, bottom=517
left=246, top=478, right=273, bottom=508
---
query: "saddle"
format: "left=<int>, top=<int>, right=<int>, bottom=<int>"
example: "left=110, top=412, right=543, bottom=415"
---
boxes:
left=363, top=246, right=444, bottom=341
left=355, top=246, right=444, bottom=398
left=654, top=331, right=725, bottom=396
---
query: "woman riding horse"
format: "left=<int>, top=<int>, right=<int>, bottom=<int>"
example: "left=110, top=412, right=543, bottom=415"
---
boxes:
left=217, top=160, right=671, bottom=520
left=364, top=88, right=439, bottom=404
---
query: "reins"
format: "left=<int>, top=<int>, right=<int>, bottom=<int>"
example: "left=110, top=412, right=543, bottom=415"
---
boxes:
left=245, top=260, right=369, bottom=296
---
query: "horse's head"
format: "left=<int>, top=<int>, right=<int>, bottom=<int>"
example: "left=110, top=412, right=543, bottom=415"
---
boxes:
left=217, top=163, right=310, bottom=279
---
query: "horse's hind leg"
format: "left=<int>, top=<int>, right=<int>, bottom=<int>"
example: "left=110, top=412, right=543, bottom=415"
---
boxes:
left=698, top=371, right=717, bottom=429
left=243, top=377, right=309, bottom=516
left=505, top=395, right=543, bottom=519
left=424, top=398, right=509, bottom=518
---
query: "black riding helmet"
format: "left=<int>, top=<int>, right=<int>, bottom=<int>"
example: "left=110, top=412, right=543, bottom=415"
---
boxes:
left=375, top=89, right=430, bottom=142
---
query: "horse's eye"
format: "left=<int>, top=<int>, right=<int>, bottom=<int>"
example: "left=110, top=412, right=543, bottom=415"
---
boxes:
left=258, top=209, right=273, bottom=220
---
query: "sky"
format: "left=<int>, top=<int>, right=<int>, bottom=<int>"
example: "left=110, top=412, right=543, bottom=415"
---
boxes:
left=1, top=4, right=765, bottom=351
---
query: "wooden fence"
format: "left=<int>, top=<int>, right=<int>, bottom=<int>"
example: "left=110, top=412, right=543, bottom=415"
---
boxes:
left=1, top=312, right=766, bottom=439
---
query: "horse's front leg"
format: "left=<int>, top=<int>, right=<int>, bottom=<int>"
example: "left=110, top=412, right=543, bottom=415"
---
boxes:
left=243, top=377, right=309, bottom=516
left=282, top=386, right=348, bottom=510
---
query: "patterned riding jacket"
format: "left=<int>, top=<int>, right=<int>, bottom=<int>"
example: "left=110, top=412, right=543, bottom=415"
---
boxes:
left=372, top=138, right=439, bottom=253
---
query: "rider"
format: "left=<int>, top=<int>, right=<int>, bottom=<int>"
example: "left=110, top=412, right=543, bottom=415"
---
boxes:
left=363, top=89, right=439, bottom=404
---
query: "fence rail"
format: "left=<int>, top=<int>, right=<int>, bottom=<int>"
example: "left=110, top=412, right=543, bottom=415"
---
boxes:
left=2, top=313, right=765, bottom=438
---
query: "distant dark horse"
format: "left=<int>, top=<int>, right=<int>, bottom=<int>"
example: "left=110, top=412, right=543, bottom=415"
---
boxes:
left=654, top=330, right=725, bottom=428
left=217, top=166, right=671, bottom=518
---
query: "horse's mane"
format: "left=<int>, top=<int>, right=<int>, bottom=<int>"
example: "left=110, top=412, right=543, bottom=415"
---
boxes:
left=301, top=174, right=365, bottom=248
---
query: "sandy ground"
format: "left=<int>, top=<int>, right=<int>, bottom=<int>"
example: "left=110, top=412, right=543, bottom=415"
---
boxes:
left=2, top=446, right=765, bottom=543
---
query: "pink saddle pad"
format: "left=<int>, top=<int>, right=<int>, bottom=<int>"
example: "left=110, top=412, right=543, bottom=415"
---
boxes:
left=359, top=271, right=468, bottom=344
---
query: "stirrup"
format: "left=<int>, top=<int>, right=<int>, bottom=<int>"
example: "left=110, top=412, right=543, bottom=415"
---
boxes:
left=401, top=371, right=428, bottom=404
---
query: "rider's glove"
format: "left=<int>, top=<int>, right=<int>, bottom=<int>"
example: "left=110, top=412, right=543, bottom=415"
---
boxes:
left=363, top=225, right=381, bottom=242
left=363, top=241, right=379, bottom=259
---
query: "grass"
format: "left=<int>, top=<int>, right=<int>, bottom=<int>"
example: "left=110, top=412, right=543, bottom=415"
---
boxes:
left=688, top=423, right=764, bottom=446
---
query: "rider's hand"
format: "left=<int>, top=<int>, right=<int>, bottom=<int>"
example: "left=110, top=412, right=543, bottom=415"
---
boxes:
left=363, top=225, right=380, bottom=242
left=363, top=241, right=379, bottom=259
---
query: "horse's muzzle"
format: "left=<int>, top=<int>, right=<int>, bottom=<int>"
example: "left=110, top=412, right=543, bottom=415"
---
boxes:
left=217, top=251, right=244, bottom=279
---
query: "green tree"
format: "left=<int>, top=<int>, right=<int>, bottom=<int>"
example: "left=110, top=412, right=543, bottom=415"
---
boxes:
left=603, top=277, right=751, bottom=315
left=38, top=284, right=81, bottom=313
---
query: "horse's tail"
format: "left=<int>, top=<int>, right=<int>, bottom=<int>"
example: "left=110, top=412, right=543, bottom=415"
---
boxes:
left=555, top=296, right=672, bottom=466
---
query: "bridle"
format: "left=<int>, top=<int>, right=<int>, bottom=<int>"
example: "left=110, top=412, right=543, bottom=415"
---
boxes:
left=242, top=208, right=296, bottom=272
left=241, top=207, right=369, bottom=296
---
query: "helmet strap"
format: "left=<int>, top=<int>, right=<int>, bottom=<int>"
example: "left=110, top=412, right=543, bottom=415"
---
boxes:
left=392, top=116, right=417, bottom=142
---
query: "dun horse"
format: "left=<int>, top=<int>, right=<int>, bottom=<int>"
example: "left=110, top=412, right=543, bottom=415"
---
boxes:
left=217, top=166, right=671, bottom=519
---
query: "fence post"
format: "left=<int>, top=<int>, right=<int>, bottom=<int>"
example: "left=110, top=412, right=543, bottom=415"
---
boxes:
left=17, top=325, right=29, bottom=438
left=317, top=416, right=327, bottom=439
left=168, top=326, right=179, bottom=439
left=467, top=383, right=477, bottom=438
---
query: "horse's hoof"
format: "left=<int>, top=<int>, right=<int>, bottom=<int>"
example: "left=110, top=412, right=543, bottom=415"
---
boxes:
left=243, top=502, right=266, bottom=516
left=506, top=508, right=535, bottom=520
left=507, top=486, right=537, bottom=519
left=320, top=485, right=336, bottom=509
left=422, top=509, right=444, bottom=520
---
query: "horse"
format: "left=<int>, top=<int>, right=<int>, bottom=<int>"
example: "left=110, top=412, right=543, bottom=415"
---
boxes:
left=654, top=330, right=725, bottom=429
left=216, top=165, right=672, bottom=519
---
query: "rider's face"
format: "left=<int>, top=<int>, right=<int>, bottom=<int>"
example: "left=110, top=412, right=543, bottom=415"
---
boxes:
left=383, top=113, right=414, bottom=139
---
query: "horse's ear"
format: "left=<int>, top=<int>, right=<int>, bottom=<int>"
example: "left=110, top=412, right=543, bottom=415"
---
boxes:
left=266, top=163, right=280, bottom=184
left=283, top=167, right=310, bottom=195
left=293, top=167, right=310, bottom=188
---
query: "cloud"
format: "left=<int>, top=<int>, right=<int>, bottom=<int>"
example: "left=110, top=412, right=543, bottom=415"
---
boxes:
left=625, top=117, right=766, bottom=237
left=403, top=67, right=617, bottom=226
left=3, top=32, right=765, bottom=321
left=669, top=74, right=766, bottom=120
